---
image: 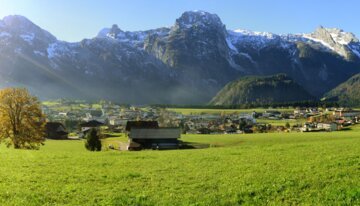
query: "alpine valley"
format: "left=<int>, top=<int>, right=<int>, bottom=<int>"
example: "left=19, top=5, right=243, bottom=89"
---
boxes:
left=1, top=11, right=360, bottom=105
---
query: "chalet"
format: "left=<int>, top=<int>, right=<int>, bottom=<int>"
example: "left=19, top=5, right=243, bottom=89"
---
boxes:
left=301, top=123, right=318, bottom=132
left=317, top=122, right=339, bottom=131
left=307, top=108, right=319, bottom=114
left=45, top=122, right=68, bottom=139
left=109, top=117, right=128, bottom=126
left=126, top=121, right=180, bottom=150
left=58, top=112, right=68, bottom=117
left=238, top=114, right=256, bottom=125
left=184, top=121, right=195, bottom=130
left=294, top=107, right=307, bottom=116
left=263, top=110, right=281, bottom=118
left=83, top=109, right=106, bottom=123
left=301, top=122, right=339, bottom=132
left=337, top=110, right=360, bottom=121
left=80, top=120, right=104, bottom=138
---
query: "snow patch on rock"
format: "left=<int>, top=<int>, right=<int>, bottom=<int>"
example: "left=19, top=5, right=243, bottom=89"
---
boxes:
left=14, top=48, right=22, bottom=55
left=33, top=50, right=45, bottom=56
left=318, top=65, right=328, bottom=81
left=302, top=34, right=335, bottom=52
left=239, top=52, right=256, bottom=64
left=226, top=37, right=238, bottom=53
left=47, top=42, right=79, bottom=59
left=351, top=48, right=360, bottom=58
left=0, top=32, right=11, bottom=38
left=20, top=33, right=35, bottom=44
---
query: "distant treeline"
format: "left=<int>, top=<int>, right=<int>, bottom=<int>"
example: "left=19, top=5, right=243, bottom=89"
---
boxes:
left=152, top=101, right=341, bottom=109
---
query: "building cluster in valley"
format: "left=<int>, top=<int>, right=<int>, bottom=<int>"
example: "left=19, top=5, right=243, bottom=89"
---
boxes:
left=42, top=100, right=360, bottom=149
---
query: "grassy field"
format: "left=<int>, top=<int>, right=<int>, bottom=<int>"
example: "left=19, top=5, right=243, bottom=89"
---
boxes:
left=0, top=127, right=359, bottom=205
left=166, top=108, right=294, bottom=115
left=42, top=101, right=102, bottom=111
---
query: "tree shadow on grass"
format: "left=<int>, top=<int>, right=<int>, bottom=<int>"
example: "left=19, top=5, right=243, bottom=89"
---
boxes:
left=180, top=141, right=211, bottom=149
left=340, top=127, right=352, bottom=131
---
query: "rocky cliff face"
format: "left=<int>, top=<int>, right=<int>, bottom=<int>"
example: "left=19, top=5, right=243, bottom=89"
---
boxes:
left=144, top=11, right=240, bottom=89
left=1, top=11, right=360, bottom=104
left=305, top=26, right=359, bottom=60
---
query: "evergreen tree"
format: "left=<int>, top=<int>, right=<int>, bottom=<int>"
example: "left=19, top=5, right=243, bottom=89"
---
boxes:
left=85, top=128, right=102, bottom=151
left=285, top=122, right=291, bottom=128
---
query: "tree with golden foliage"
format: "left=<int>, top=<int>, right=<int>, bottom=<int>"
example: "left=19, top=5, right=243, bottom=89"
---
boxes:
left=0, top=88, right=46, bottom=149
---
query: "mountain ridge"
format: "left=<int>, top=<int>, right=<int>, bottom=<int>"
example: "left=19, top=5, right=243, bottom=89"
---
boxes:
left=1, top=11, right=360, bottom=104
left=209, top=74, right=315, bottom=105
left=323, top=73, right=360, bottom=106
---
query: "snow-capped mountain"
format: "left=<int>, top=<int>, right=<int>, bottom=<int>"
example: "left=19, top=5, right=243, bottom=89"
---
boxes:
left=227, top=26, right=360, bottom=59
left=0, top=11, right=360, bottom=104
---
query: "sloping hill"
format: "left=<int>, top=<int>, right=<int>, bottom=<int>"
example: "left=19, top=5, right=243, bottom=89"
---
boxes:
left=323, top=73, right=360, bottom=106
left=209, top=74, right=314, bottom=105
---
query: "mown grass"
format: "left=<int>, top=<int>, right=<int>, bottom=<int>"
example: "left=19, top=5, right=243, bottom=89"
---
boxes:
left=42, top=101, right=102, bottom=111
left=0, top=126, right=359, bottom=205
left=166, top=108, right=294, bottom=115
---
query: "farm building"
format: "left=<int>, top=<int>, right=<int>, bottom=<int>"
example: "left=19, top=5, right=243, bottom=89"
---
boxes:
left=126, top=121, right=180, bottom=150
left=45, top=122, right=68, bottom=139
left=317, top=122, right=339, bottom=131
left=79, top=120, right=104, bottom=138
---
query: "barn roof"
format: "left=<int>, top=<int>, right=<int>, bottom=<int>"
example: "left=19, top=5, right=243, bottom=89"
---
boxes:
left=125, top=121, right=159, bottom=131
left=80, top=120, right=104, bottom=127
left=129, top=128, right=180, bottom=139
left=45, top=122, right=68, bottom=134
left=46, top=122, right=66, bottom=131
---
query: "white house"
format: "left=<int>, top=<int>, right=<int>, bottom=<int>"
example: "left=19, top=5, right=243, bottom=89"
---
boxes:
left=317, top=122, right=338, bottom=131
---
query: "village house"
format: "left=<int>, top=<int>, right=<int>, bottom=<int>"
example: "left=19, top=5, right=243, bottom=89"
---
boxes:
left=79, top=120, right=104, bottom=138
left=316, top=122, right=339, bottom=131
left=263, top=110, right=282, bottom=119
left=294, top=107, right=307, bottom=117
left=301, top=122, right=339, bottom=132
left=334, top=109, right=360, bottom=122
left=238, top=114, right=256, bottom=125
left=109, top=117, right=128, bottom=126
left=301, top=123, right=316, bottom=132
left=45, top=122, right=69, bottom=139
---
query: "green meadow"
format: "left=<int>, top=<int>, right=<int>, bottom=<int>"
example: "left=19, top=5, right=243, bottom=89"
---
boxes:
left=0, top=126, right=359, bottom=205
left=166, top=108, right=294, bottom=115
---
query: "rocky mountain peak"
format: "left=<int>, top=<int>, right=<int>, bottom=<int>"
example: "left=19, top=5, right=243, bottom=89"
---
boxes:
left=308, top=26, right=358, bottom=45
left=108, top=24, right=123, bottom=38
left=312, top=26, right=337, bottom=45
left=2, top=15, right=34, bottom=28
left=301, top=26, right=359, bottom=59
left=97, top=24, right=124, bottom=39
left=1, top=15, right=56, bottom=42
left=173, top=10, right=225, bottom=31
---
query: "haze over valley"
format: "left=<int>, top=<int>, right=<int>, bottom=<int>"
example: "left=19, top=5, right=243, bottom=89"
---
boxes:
left=1, top=11, right=360, bottom=105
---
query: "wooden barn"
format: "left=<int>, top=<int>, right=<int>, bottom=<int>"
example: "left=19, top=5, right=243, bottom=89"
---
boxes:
left=126, top=121, right=181, bottom=150
left=45, top=122, right=68, bottom=140
left=79, top=120, right=104, bottom=138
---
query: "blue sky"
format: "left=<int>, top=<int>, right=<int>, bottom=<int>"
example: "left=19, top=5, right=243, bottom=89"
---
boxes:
left=0, top=0, right=358, bottom=42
